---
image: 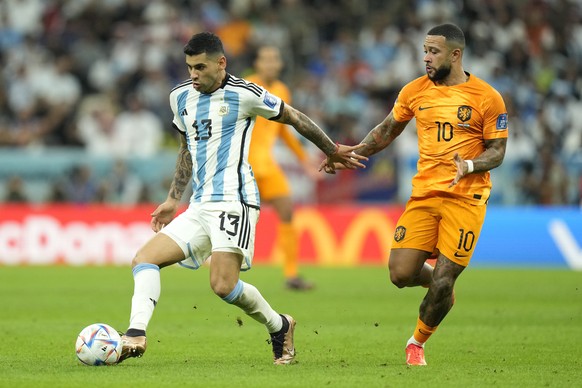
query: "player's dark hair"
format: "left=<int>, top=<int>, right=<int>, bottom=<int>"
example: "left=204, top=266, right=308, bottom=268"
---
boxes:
left=427, top=23, right=465, bottom=49
left=183, top=32, right=225, bottom=56
left=250, top=44, right=279, bottom=63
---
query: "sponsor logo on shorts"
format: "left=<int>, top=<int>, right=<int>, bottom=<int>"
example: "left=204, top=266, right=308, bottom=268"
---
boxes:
left=454, top=252, right=468, bottom=258
left=394, top=226, right=406, bottom=242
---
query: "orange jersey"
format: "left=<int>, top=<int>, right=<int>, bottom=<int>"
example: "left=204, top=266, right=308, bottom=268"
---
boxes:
left=393, top=73, right=508, bottom=205
left=246, top=74, right=308, bottom=177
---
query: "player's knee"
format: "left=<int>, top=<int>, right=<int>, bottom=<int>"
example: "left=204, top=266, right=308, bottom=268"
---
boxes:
left=211, top=279, right=236, bottom=299
left=131, top=250, right=148, bottom=267
left=389, top=269, right=412, bottom=288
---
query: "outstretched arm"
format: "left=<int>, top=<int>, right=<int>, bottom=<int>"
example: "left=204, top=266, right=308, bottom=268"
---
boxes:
left=150, top=134, right=192, bottom=232
left=320, top=111, right=408, bottom=173
left=356, top=111, right=408, bottom=157
left=275, top=104, right=368, bottom=169
left=449, top=137, right=507, bottom=187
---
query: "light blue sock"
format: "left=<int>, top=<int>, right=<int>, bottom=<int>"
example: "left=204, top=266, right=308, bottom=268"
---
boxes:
left=223, top=280, right=283, bottom=333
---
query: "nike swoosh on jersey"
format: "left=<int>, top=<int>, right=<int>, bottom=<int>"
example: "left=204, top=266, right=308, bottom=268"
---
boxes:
left=418, top=106, right=434, bottom=111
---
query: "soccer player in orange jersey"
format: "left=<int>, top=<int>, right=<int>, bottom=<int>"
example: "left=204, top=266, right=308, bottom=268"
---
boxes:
left=321, top=23, right=508, bottom=365
left=247, top=46, right=317, bottom=290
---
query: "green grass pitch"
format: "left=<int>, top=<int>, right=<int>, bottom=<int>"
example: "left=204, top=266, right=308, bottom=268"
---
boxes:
left=0, top=265, right=580, bottom=387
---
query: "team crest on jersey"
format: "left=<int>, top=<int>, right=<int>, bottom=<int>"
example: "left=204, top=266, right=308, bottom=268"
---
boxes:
left=218, top=104, right=230, bottom=116
left=457, top=105, right=472, bottom=122
left=394, top=226, right=406, bottom=242
left=263, top=92, right=277, bottom=109
left=496, top=113, right=508, bottom=130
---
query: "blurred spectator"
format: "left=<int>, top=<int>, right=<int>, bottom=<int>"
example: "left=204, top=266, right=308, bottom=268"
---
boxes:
left=77, top=93, right=163, bottom=157
left=215, top=5, right=253, bottom=76
left=110, top=93, right=163, bottom=157
left=76, top=94, right=118, bottom=155
left=516, top=161, right=540, bottom=205
left=3, top=0, right=45, bottom=36
left=538, top=145, right=570, bottom=205
left=62, top=165, right=99, bottom=204
left=2, top=176, right=29, bottom=203
left=134, top=68, right=172, bottom=119
left=46, top=179, right=67, bottom=203
left=99, top=160, right=145, bottom=205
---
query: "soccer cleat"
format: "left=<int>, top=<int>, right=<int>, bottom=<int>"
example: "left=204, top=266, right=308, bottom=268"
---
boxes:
left=405, top=343, right=427, bottom=366
left=117, top=334, right=147, bottom=363
left=285, top=277, right=315, bottom=291
left=270, top=314, right=296, bottom=365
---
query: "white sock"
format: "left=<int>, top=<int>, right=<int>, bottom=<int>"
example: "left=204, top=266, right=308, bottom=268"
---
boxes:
left=223, top=280, right=283, bottom=333
left=129, top=263, right=161, bottom=331
left=407, top=336, right=424, bottom=347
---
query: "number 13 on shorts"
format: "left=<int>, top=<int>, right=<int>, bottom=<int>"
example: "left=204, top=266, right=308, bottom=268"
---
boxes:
left=219, top=211, right=240, bottom=236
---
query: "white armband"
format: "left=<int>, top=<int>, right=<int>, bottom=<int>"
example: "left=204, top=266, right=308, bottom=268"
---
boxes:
left=466, top=160, right=474, bottom=174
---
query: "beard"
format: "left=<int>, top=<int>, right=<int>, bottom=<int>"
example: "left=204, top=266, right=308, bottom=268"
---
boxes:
left=428, top=63, right=452, bottom=82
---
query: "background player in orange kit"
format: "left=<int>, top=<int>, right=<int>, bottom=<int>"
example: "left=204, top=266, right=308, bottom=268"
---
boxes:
left=321, top=23, right=508, bottom=365
left=247, top=45, right=317, bottom=290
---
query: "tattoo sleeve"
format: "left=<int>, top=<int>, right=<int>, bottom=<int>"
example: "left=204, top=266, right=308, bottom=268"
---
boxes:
left=277, top=105, right=337, bottom=155
left=473, top=137, right=507, bottom=172
left=357, top=111, right=408, bottom=157
left=168, top=134, right=192, bottom=201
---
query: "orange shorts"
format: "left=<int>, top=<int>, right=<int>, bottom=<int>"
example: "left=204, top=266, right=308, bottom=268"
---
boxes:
left=254, top=163, right=290, bottom=200
left=391, top=196, right=487, bottom=266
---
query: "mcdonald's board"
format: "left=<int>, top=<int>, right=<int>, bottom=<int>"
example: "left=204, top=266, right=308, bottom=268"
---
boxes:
left=0, top=204, right=402, bottom=266
left=1, top=205, right=580, bottom=269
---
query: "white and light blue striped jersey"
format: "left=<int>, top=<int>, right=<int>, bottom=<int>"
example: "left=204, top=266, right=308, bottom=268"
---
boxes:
left=169, top=73, right=284, bottom=208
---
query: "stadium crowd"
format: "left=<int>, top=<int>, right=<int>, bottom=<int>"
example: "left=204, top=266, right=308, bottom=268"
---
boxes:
left=0, top=0, right=581, bottom=205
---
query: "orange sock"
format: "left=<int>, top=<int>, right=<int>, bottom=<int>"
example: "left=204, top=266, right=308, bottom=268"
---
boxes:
left=412, top=317, right=438, bottom=345
left=278, top=222, right=298, bottom=278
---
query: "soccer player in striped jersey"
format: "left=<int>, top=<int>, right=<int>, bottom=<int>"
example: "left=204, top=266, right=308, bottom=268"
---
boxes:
left=118, top=32, right=367, bottom=365
left=321, top=23, right=508, bottom=366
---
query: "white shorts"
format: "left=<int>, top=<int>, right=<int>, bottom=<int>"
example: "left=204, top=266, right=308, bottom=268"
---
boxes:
left=160, top=201, right=259, bottom=271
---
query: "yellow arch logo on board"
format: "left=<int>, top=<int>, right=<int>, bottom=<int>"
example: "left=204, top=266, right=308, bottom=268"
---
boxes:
left=289, top=208, right=395, bottom=266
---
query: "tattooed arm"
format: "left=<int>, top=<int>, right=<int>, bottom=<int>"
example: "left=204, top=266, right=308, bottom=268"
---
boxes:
left=356, top=111, right=409, bottom=157
left=167, top=134, right=193, bottom=202
left=150, top=134, right=192, bottom=232
left=450, top=137, right=507, bottom=187
left=320, top=111, right=409, bottom=173
left=276, top=104, right=368, bottom=170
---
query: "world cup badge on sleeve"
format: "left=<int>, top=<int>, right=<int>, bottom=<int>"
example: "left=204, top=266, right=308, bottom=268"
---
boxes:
left=496, top=113, right=508, bottom=130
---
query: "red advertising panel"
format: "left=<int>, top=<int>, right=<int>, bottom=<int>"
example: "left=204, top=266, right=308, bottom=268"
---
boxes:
left=0, top=204, right=404, bottom=266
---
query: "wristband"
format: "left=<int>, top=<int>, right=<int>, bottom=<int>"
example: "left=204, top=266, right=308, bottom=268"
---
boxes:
left=331, top=142, right=339, bottom=155
left=466, top=159, right=474, bottom=173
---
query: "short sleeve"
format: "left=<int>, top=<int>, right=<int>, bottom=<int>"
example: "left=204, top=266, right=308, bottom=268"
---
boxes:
left=169, top=88, right=189, bottom=133
left=392, top=83, right=415, bottom=122
left=482, top=89, right=508, bottom=140
left=247, top=87, right=284, bottom=121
